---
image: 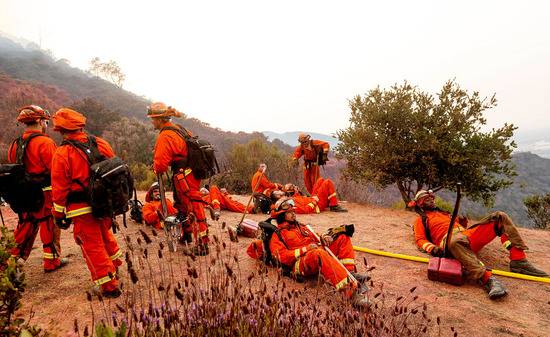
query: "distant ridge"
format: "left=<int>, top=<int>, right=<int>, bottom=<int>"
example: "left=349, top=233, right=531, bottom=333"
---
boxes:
left=263, top=131, right=339, bottom=148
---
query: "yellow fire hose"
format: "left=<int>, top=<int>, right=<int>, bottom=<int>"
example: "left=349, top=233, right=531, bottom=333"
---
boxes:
left=353, top=246, right=550, bottom=284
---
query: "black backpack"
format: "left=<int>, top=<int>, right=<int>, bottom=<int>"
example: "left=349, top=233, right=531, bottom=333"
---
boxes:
left=0, top=134, right=50, bottom=214
left=62, top=135, right=134, bottom=219
left=258, top=219, right=293, bottom=277
left=161, top=125, right=220, bottom=180
left=253, top=193, right=272, bottom=214
left=128, top=188, right=143, bottom=224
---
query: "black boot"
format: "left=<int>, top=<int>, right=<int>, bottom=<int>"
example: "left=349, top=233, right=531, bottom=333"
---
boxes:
left=483, top=276, right=507, bottom=300
left=510, top=259, right=549, bottom=277
left=330, top=205, right=348, bottom=212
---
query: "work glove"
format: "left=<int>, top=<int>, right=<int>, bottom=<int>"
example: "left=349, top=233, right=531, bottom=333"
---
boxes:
left=430, top=246, right=444, bottom=257
left=320, top=234, right=333, bottom=246
left=52, top=210, right=72, bottom=230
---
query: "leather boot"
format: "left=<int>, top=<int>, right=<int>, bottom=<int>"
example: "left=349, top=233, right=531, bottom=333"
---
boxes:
left=510, top=259, right=549, bottom=277
left=329, top=204, right=348, bottom=212
left=483, top=276, right=507, bottom=300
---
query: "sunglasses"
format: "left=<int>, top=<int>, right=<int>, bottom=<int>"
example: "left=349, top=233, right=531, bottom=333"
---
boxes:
left=279, top=199, right=296, bottom=211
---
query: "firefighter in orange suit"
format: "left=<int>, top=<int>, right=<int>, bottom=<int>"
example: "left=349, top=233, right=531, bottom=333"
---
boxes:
left=267, top=198, right=369, bottom=308
left=251, top=163, right=282, bottom=195
left=411, top=190, right=548, bottom=300
left=142, top=182, right=177, bottom=230
left=201, top=185, right=253, bottom=216
left=291, top=134, right=329, bottom=194
left=148, top=102, right=209, bottom=255
left=7, top=105, right=66, bottom=272
left=51, top=108, right=122, bottom=298
left=273, top=178, right=347, bottom=214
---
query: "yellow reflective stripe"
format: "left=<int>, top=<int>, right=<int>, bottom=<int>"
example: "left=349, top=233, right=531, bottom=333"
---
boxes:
left=335, top=277, right=349, bottom=290
left=263, top=188, right=271, bottom=195
left=110, top=250, right=122, bottom=261
left=307, top=203, right=315, bottom=209
left=66, top=207, right=92, bottom=218
left=43, top=252, right=56, bottom=259
left=184, top=168, right=192, bottom=176
left=42, top=186, right=52, bottom=191
left=198, top=230, right=208, bottom=238
left=328, top=192, right=337, bottom=200
left=294, top=249, right=302, bottom=259
left=315, top=206, right=320, bottom=213
left=340, top=258, right=355, bottom=266
left=502, top=240, right=512, bottom=250
left=53, top=203, right=66, bottom=213
left=422, top=242, right=435, bottom=252
left=293, top=258, right=301, bottom=275
left=94, top=273, right=115, bottom=286
left=211, top=199, right=221, bottom=205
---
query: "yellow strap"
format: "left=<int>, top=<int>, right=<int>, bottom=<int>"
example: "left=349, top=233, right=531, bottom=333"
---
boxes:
left=42, top=186, right=52, bottom=191
left=184, top=168, right=192, bottom=176
left=43, top=252, right=56, bottom=259
left=53, top=203, right=66, bottom=213
left=335, top=276, right=350, bottom=290
left=66, top=207, right=92, bottom=218
left=211, top=199, right=221, bottom=205
left=340, top=258, right=355, bottom=265
left=110, top=250, right=122, bottom=261
left=293, top=258, right=301, bottom=275
left=353, top=246, right=550, bottom=284
left=502, top=240, right=512, bottom=250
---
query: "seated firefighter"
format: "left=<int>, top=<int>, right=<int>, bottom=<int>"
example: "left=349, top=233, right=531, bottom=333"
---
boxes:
left=411, top=190, right=548, bottom=300
left=247, top=197, right=369, bottom=308
left=271, top=178, right=347, bottom=214
left=142, top=182, right=177, bottom=230
left=200, top=185, right=253, bottom=219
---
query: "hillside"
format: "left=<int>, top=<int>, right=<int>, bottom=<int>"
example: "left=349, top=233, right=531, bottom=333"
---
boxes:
left=2, top=194, right=549, bottom=337
left=263, top=130, right=339, bottom=148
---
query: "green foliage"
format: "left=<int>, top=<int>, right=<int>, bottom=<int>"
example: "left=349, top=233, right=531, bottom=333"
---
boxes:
left=130, top=163, right=158, bottom=191
left=213, top=138, right=300, bottom=194
left=391, top=196, right=453, bottom=213
left=524, top=193, right=550, bottom=230
left=0, top=227, right=43, bottom=337
left=102, top=117, right=157, bottom=165
left=336, top=80, right=517, bottom=207
left=70, top=98, right=121, bottom=137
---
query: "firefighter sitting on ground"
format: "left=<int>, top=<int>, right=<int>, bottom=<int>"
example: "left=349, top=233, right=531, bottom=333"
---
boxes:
left=291, top=133, right=330, bottom=195
left=271, top=178, right=347, bottom=213
left=142, top=182, right=177, bottom=230
left=50, top=108, right=123, bottom=298
left=149, top=102, right=210, bottom=255
left=410, top=189, right=548, bottom=300
left=7, top=105, right=67, bottom=272
left=200, top=185, right=254, bottom=219
left=251, top=163, right=282, bottom=195
left=247, top=197, right=369, bottom=308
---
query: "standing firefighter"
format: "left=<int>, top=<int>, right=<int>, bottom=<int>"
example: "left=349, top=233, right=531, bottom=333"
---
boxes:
left=148, top=102, right=210, bottom=255
left=51, top=108, right=123, bottom=298
left=251, top=163, right=282, bottom=195
left=291, top=133, right=329, bottom=194
left=6, top=105, right=66, bottom=272
left=411, top=190, right=548, bottom=299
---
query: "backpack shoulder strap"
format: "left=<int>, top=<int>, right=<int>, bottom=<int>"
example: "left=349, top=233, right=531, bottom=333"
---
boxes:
left=15, top=133, right=46, bottom=164
left=61, top=134, right=104, bottom=165
left=161, top=125, right=192, bottom=141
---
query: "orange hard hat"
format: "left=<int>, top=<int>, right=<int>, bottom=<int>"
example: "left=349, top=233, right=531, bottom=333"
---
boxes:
left=16, top=105, right=50, bottom=124
left=147, top=102, right=183, bottom=118
left=298, top=133, right=311, bottom=144
left=269, top=197, right=295, bottom=218
left=52, top=108, right=86, bottom=132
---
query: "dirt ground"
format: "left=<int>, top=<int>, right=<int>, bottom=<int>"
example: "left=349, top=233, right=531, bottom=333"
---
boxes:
left=2, top=192, right=550, bottom=337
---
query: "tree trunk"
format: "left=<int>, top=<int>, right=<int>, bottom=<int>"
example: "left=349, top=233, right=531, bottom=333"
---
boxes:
left=396, top=180, right=411, bottom=207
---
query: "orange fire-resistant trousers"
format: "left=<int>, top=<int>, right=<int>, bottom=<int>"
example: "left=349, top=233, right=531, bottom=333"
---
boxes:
left=312, top=178, right=339, bottom=210
left=10, top=191, right=62, bottom=271
left=209, top=186, right=252, bottom=213
left=303, top=163, right=321, bottom=194
left=295, top=235, right=356, bottom=290
left=173, top=172, right=209, bottom=245
left=73, top=214, right=122, bottom=291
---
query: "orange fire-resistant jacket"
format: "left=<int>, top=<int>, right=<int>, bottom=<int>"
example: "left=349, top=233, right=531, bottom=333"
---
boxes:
left=8, top=130, right=56, bottom=179
left=251, top=169, right=279, bottom=195
left=51, top=132, right=115, bottom=218
left=292, top=140, right=329, bottom=162
left=413, top=210, right=464, bottom=254
left=292, top=195, right=320, bottom=214
left=142, top=199, right=177, bottom=229
left=153, top=121, right=189, bottom=174
left=269, top=221, right=319, bottom=267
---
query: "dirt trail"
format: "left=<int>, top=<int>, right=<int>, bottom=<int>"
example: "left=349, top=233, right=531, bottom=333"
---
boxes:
left=3, top=193, right=549, bottom=337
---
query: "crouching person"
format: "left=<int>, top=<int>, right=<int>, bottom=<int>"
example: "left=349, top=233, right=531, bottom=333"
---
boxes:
left=249, top=197, right=369, bottom=308
left=142, top=182, right=177, bottom=230
left=51, top=108, right=123, bottom=298
left=411, top=190, right=548, bottom=300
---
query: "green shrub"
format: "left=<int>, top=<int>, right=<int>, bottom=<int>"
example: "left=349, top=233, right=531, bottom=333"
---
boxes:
left=392, top=196, right=454, bottom=213
left=524, top=194, right=550, bottom=230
